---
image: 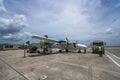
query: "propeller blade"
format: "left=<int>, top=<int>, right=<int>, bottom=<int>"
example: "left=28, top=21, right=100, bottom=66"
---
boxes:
left=65, top=37, right=69, bottom=47
left=65, top=37, right=68, bottom=42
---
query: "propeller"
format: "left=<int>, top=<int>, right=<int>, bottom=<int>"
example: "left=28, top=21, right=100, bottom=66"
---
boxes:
left=65, top=37, right=69, bottom=52
left=65, top=37, right=69, bottom=42
left=65, top=37, right=69, bottom=47
left=73, top=40, right=77, bottom=48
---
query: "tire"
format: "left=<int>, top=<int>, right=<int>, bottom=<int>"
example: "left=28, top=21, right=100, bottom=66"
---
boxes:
left=27, top=50, right=29, bottom=53
left=37, top=51, right=40, bottom=53
left=66, top=49, right=69, bottom=52
left=50, top=50, right=52, bottom=53
left=102, top=51, right=105, bottom=54
left=59, top=50, right=62, bottom=53
left=78, top=50, right=81, bottom=53
left=43, top=50, right=46, bottom=54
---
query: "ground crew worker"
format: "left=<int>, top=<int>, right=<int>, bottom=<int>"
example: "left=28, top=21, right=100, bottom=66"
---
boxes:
left=98, top=46, right=103, bottom=57
left=84, top=48, right=86, bottom=53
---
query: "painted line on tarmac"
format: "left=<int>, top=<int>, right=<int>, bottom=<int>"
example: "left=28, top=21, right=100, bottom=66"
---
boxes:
left=88, top=64, right=93, bottom=80
left=0, top=57, right=29, bottom=80
left=51, top=60, right=120, bottom=74
left=106, top=51, right=120, bottom=68
left=53, top=60, right=88, bottom=68
left=106, top=51, right=120, bottom=60
left=106, top=54, right=120, bottom=67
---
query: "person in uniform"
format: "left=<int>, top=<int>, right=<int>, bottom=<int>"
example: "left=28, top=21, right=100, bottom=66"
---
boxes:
left=98, top=46, right=103, bottom=57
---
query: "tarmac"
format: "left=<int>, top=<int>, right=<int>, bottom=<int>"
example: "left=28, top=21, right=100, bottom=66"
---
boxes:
left=0, top=47, right=120, bottom=80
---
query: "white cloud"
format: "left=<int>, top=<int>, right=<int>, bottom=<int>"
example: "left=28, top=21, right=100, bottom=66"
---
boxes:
left=30, top=0, right=103, bottom=40
left=0, top=1, right=30, bottom=41
left=0, top=0, right=6, bottom=13
left=0, top=14, right=30, bottom=41
left=0, top=0, right=32, bottom=42
left=2, top=32, right=33, bottom=41
left=0, top=14, right=29, bottom=36
left=0, top=0, right=120, bottom=45
left=115, top=1, right=120, bottom=7
left=2, top=34, right=22, bottom=41
left=105, top=28, right=113, bottom=34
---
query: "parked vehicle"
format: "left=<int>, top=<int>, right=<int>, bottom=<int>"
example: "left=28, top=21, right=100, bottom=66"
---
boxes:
left=27, top=46, right=38, bottom=53
left=91, top=40, right=106, bottom=54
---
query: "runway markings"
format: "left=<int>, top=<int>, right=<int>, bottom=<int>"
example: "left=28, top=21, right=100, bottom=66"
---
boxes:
left=53, top=60, right=88, bottom=68
left=106, top=51, right=120, bottom=60
left=51, top=59, right=120, bottom=74
left=106, top=51, right=120, bottom=68
left=88, top=64, right=93, bottom=80
left=0, top=57, right=29, bottom=80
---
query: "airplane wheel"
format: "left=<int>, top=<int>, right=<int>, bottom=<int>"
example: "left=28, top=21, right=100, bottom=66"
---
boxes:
left=59, top=50, right=62, bottom=53
left=84, top=49, right=86, bottom=53
left=27, top=50, right=29, bottom=53
left=78, top=50, right=81, bottom=53
left=43, top=49, right=47, bottom=54
left=49, top=49, right=52, bottom=53
left=37, top=51, right=40, bottom=53
left=66, top=49, right=68, bottom=52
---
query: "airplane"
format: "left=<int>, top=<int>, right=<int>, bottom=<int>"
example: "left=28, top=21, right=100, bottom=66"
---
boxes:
left=32, top=35, right=87, bottom=54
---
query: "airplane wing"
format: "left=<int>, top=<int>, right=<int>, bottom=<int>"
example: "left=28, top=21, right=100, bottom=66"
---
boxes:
left=76, top=44, right=87, bottom=48
left=32, top=35, right=59, bottom=42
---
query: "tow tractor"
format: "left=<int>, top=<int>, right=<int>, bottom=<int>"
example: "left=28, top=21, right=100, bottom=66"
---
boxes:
left=91, top=40, right=106, bottom=54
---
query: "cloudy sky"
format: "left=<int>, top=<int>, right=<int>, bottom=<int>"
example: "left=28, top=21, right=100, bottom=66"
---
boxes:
left=0, top=0, right=120, bottom=46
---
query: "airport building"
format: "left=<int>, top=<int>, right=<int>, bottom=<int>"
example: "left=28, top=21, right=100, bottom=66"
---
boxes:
left=0, top=44, right=20, bottom=50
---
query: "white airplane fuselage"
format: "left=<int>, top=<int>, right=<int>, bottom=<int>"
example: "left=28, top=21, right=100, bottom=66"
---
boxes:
left=59, top=42, right=87, bottom=53
left=32, top=35, right=87, bottom=53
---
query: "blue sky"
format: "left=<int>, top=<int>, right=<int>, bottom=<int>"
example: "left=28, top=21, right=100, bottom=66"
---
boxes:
left=0, top=0, right=120, bottom=46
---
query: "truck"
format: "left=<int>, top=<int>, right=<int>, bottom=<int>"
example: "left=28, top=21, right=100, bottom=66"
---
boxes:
left=91, top=40, right=106, bottom=54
